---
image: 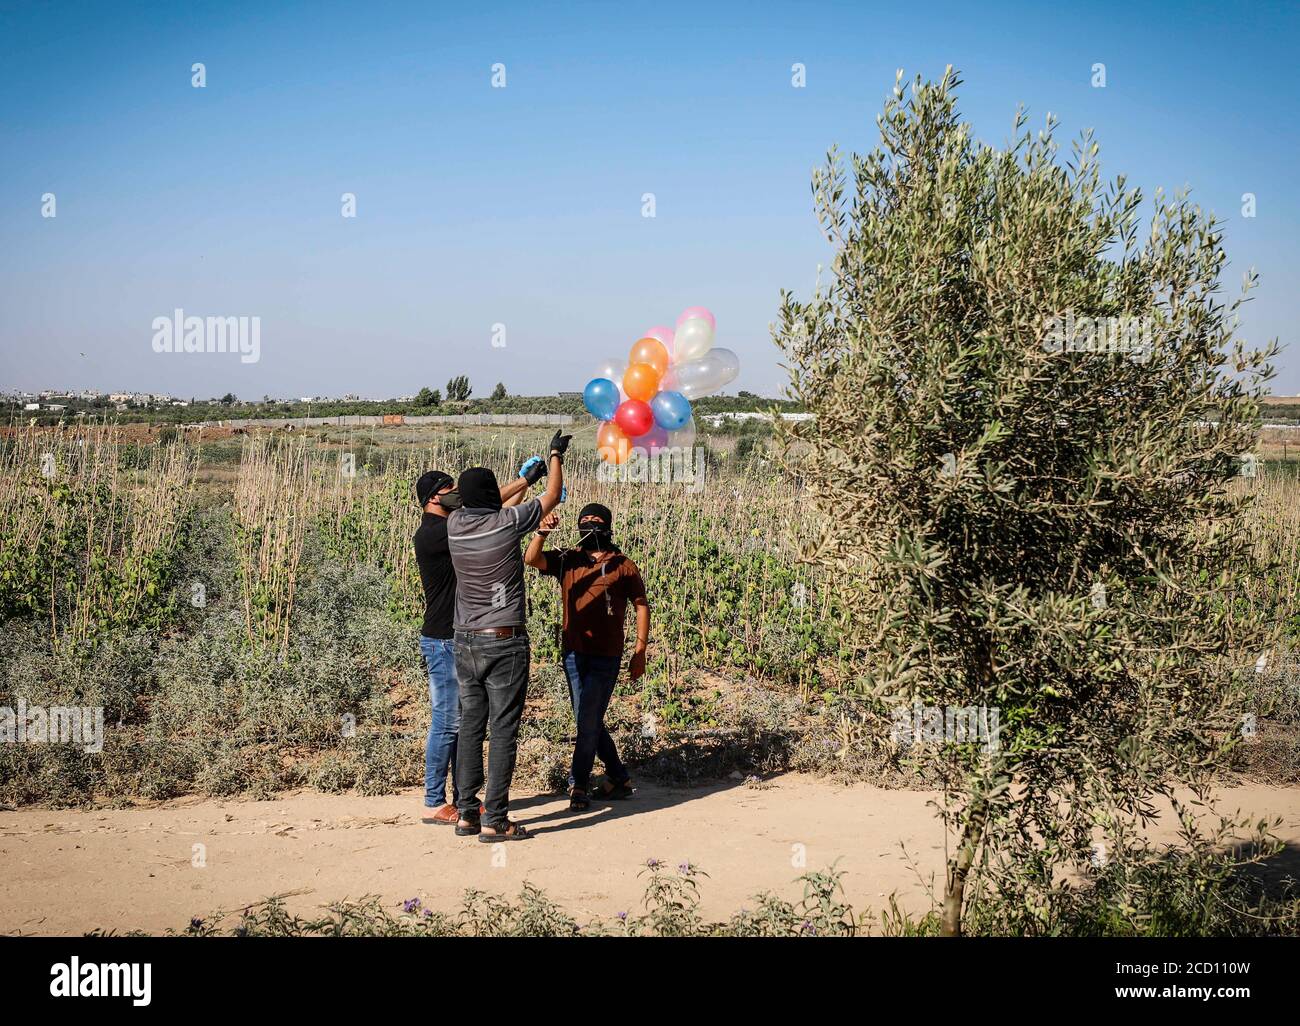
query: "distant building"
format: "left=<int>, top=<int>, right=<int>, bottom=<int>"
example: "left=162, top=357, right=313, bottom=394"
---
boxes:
left=702, top=411, right=815, bottom=426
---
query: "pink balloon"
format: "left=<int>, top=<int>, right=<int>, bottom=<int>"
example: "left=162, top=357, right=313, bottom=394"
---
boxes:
left=676, top=306, right=715, bottom=330
left=643, top=325, right=675, bottom=359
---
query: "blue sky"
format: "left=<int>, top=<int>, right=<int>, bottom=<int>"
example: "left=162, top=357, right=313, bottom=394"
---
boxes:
left=1, top=0, right=1296, bottom=399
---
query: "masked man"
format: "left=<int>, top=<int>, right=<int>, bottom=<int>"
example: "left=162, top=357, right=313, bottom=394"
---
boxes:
left=446, top=431, right=570, bottom=841
left=412, top=470, right=463, bottom=825
left=524, top=502, right=649, bottom=811
left=412, top=465, right=538, bottom=826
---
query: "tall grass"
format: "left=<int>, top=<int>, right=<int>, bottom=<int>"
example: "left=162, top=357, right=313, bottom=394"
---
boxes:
left=232, top=435, right=321, bottom=657
left=0, top=420, right=194, bottom=649
left=303, top=431, right=850, bottom=693
left=1241, top=469, right=1300, bottom=637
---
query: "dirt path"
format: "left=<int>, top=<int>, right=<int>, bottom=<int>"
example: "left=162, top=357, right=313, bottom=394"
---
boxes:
left=3, top=774, right=1300, bottom=935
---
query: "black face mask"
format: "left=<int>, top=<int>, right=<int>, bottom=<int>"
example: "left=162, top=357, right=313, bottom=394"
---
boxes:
left=576, top=503, right=616, bottom=551
left=578, top=528, right=615, bottom=551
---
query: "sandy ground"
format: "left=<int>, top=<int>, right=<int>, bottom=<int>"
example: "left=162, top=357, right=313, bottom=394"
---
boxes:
left=3, top=774, right=1300, bottom=935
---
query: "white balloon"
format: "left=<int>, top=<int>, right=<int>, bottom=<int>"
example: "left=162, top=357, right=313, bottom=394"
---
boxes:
left=668, top=347, right=740, bottom=398
left=704, top=347, right=739, bottom=385
left=594, top=356, right=628, bottom=401
left=668, top=415, right=696, bottom=450
left=594, top=356, right=626, bottom=384
left=674, top=317, right=714, bottom=362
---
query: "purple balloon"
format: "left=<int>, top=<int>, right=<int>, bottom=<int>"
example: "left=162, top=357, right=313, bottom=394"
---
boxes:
left=636, top=424, right=670, bottom=453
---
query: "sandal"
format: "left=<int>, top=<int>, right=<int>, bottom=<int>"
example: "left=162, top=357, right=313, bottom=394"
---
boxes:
left=422, top=803, right=459, bottom=825
left=594, top=779, right=634, bottom=800
left=569, top=788, right=590, bottom=811
left=455, top=812, right=481, bottom=836
left=478, top=821, right=530, bottom=843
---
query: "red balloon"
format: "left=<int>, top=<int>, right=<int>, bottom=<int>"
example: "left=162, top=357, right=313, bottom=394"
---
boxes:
left=614, top=398, right=654, bottom=438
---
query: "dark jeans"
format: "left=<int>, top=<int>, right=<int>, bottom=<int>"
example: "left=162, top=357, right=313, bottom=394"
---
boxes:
left=454, top=632, right=530, bottom=827
left=563, top=649, right=628, bottom=792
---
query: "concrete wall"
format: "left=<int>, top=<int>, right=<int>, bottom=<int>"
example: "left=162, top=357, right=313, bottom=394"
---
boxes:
left=186, top=413, right=577, bottom=430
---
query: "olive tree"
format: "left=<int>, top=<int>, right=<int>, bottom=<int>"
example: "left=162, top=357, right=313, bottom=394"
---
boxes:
left=775, top=68, right=1276, bottom=935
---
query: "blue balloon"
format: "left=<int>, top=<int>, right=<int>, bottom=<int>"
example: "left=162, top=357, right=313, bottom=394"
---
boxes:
left=583, top=378, right=619, bottom=421
left=650, top=389, right=692, bottom=431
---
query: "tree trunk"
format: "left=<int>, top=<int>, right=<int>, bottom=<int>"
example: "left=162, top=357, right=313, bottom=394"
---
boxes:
left=941, top=804, right=986, bottom=937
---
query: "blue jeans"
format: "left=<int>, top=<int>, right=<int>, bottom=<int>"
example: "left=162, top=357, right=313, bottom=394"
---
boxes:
left=563, top=650, right=629, bottom=792
left=420, top=636, right=460, bottom=809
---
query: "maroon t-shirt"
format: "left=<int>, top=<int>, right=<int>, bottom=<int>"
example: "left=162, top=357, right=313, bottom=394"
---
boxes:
left=539, top=548, right=646, bottom=657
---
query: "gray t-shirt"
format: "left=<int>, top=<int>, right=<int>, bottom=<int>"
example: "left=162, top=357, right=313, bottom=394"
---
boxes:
left=447, top=499, right=543, bottom=630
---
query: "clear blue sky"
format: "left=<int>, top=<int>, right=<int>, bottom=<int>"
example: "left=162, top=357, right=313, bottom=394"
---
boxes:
left=1, top=0, right=1296, bottom=399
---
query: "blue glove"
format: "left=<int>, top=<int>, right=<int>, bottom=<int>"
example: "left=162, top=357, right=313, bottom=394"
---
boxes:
left=560, top=485, right=568, bottom=504
left=519, top=455, right=546, bottom=485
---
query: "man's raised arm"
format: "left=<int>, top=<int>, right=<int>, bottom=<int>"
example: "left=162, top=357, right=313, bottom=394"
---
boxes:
left=525, top=509, right=559, bottom=569
left=537, top=430, right=570, bottom=517
left=500, top=474, right=530, bottom=508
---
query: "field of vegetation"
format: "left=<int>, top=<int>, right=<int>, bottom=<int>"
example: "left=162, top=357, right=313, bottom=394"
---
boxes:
left=2, top=418, right=1299, bottom=934
left=0, top=419, right=848, bottom=803
left=2, top=417, right=1297, bottom=797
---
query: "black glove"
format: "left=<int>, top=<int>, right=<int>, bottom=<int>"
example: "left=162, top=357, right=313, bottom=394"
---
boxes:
left=548, top=430, right=573, bottom=459
left=519, top=456, right=547, bottom=485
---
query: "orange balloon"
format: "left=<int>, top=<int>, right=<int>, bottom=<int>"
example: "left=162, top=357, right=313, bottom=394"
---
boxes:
left=623, top=362, right=660, bottom=403
left=596, top=420, right=631, bottom=464
left=629, top=337, right=669, bottom=377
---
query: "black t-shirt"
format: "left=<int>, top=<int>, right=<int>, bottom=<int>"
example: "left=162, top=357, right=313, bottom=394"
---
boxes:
left=413, top=513, right=455, bottom=639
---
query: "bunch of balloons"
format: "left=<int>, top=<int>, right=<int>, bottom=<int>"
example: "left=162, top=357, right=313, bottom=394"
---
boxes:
left=582, top=306, right=740, bottom=463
